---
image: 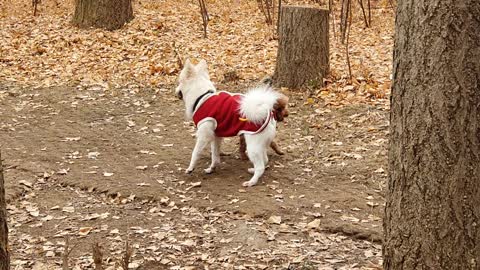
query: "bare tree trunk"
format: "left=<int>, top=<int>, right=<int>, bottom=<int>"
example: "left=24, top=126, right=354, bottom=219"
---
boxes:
left=384, top=0, right=480, bottom=269
left=72, top=0, right=133, bottom=31
left=274, top=6, right=329, bottom=88
left=0, top=151, right=9, bottom=270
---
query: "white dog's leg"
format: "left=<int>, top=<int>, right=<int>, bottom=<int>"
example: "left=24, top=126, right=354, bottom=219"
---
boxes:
left=242, top=136, right=267, bottom=187
left=204, top=137, right=221, bottom=174
left=246, top=148, right=269, bottom=174
left=243, top=122, right=276, bottom=186
left=243, top=147, right=265, bottom=187
left=248, top=149, right=268, bottom=175
left=186, top=122, right=215, bottom=174
left=185, top=139, right=209, bottom=174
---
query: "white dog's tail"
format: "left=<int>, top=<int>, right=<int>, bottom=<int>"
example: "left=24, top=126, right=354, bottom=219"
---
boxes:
left=239, top=85, right=280, bottom=125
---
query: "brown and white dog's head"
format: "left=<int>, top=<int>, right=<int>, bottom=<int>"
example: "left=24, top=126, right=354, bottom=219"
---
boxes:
left=273, top=94, right=289, bottom=122
left=259, top=76, right=289, bottom=122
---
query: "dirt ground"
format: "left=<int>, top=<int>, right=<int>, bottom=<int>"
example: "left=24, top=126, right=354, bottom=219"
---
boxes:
left=0, top=82, right=388, bottom=269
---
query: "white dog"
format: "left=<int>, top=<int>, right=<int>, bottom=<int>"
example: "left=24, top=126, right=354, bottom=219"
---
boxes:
left=175, top=59, right=281, bottom=187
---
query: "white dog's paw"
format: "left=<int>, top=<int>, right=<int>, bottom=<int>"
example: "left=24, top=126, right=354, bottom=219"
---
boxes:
left=204, top=167, right=214, bottom=174
left=247, top=168, right=255, bottom=174
left=242, top=181, right=256, bottom=187
left=185, top=168, right=194, bottom=174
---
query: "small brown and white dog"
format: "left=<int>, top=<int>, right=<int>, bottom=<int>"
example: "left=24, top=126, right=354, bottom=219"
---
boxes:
left=239, top=92, right=289, bottom=160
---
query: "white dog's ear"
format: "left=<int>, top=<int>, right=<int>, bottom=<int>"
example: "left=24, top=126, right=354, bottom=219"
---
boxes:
left=195, top=59, right=210, bottom=79
left=180, top=58, right=195, bottom=81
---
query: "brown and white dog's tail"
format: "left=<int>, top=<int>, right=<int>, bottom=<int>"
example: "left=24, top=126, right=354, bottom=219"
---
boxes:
left=239, top=85, right=280, bottom=125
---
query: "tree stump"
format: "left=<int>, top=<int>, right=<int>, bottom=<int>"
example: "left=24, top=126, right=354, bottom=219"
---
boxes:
left=72, top=0, right=134, bottom=31
left=274, top=6, right=329, bottom=89
left=0, top=151, right=9, bottom=270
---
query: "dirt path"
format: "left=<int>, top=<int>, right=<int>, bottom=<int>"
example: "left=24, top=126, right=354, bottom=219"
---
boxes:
left=0, top=84, right=388, bottom=269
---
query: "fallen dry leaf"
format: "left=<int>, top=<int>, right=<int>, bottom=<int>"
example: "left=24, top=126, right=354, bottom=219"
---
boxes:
left=78, top=227, right=93, bottom=236
left=268, top=215, right=282, bottom=224
left=307, top=219, right=321, bottom=229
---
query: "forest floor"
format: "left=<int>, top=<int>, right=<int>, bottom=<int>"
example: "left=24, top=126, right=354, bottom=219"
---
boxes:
left=0, top=0, right=393, bottom=269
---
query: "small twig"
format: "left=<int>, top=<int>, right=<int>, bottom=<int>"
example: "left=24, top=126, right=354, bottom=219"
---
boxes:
left=339, top=0, right=350, bottom=44
left=257, top=0, right=266, bottom=20
left=388, top=0, right=396, bottom=10
left=367, top=0, right=371, bottom=25
left=257, top=0, right=275, bottom=25
left=172, top=44, right=183, bottom=70
left=62, top=236, right=78, bottom=270
left=92, top=242, right=103, bottom=270
left=329, top=0, right=336, bottom=39
left=198, top=0, right=209, bottom=38
left=119, top=239, right=133, bottom=270
left=358, top=0, right=369, bottom=27
left=32, top=0, right=40, bottom=16
left=345, top=0, right=353, bottom=80
left=266, top=0, right=273, bottom=25
left=272, top=0, right=276, bottom=27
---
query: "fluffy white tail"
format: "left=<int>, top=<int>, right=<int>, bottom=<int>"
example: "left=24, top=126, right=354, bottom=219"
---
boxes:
left=239, top=85, right=280, bottom=124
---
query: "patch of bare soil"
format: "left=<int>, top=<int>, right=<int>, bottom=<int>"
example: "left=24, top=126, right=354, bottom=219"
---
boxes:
left=1, top=83, right=388, bottom=269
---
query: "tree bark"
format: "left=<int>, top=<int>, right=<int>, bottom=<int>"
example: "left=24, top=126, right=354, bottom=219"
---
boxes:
left=72, top=0, right=133, bottom=31
left=273, top=6, right=329, bottom=89
left=0, top=151, right=9, bottom=270
left=384, top=0, right=480, bottom=269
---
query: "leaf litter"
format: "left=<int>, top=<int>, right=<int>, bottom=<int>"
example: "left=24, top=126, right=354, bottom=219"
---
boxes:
left=7, top=177, right=384, bottom=269
left=0, top=0, right=393, bottom=108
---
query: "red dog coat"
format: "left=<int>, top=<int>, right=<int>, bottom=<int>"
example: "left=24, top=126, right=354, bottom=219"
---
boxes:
left=192, top=91, right=273, bottom=137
